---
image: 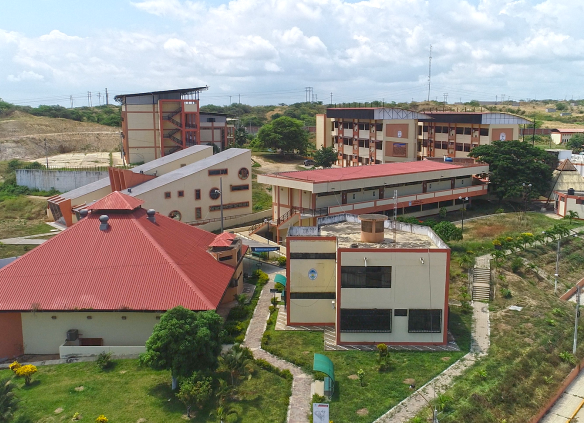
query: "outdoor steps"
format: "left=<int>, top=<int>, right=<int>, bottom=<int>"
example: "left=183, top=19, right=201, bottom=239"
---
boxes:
left=473, top=268, right=491, bottom=301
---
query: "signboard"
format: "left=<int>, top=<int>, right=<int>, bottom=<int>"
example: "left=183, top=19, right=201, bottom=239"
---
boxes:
left=269, top=288, right=279, bottom=293
left=308, top=268, right=318, bottom=280
left=313, top=403, right=329, bottom=423
left=251, top=247, right=280, bottom=252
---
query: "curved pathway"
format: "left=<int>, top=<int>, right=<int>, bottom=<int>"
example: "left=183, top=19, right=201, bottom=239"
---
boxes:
left=243, top=270, right=312, bottom=423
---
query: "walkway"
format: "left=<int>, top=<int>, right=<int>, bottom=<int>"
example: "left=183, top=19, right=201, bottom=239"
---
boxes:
left=243, top=267, right=312, bottom=423
left=541, top=372, right=584, bottom=423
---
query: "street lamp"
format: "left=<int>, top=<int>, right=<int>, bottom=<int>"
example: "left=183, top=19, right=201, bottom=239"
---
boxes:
left=214, top=177, right=224, bottom=232
left=264, top=218, right=270, bottom=245
left=544, top=230, right=580, bottom=295
left=459, top=196, right=468, bottom=236
left=409, top=385, right=439, bottom=423
left=522, top=183, right=532, bottom=214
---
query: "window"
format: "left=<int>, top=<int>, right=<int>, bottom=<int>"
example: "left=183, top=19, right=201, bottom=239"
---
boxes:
left=463, top=144, right=471, bottom=152
left=408, top=309, right=442, bottom=333
left=178, top=190, right=184, bottom=197
left=456, top=144, right=463, bottom=151
left=231, top=184, right=250, bottom=191
left=340, top=309, right=392, bottom=332
left=238, top=167, right=250, bottom=180
left=456, top=127, right=464, bottom=135
left=209, top=201, right=249, bottom=211
left=195, top=189, right=201, bottom=200
left=479, top=128, right=489, bottom=136
left=434, top=126, right=442, bottom=134
left=164, top=192, right=171, bottom=199
left=209, top=169, right=228, bottom=176
left=210, top=188, right=220, bottom=200
left=219, top=255, right=233, bottom=262
left=422, top=125, right=428, bottom=133
left=394, top=309, right=408, bottom=316
left=341, top=266, right=392, bottom=288
left=168, top=210, right=182, bottom=221
left=376, top=123, right=383, bottom=132
left=195, top=207, right=202, bottom=219
left=464, top=127, right=472, bottom=135
left=180, top=164, right=186, bottom=167
left=290, top=292, right=336, bottom=299
left=207, top=117, right=216, bottom=122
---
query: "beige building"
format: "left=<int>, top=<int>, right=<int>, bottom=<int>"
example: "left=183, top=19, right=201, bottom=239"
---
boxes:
left=286, top=214, right=450, bottom=346
left=256, top=160, right=489, bottom=243
left=551, top=129, right=584, bottom=145
left=115, top=87, right=233, bottom=164
left=316, top=108, right=531, bottom=165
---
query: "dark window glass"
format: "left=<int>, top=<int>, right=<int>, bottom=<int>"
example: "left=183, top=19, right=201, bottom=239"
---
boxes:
left=290, top=292, right=336, bottom=300
left=178, top=190, right=184, bottom=197
left=341, top=266, right=391, bottom=288
left=434, top=126, right=442, bottom=134
left=463, top=144, right=471, bottom=152
left=164, top=192, right=171, bottom=199
left=289, top=253, right=336, bottom=259
left=464, top=127, right=472, bottom=135
left=376, top=123, right=383, bottom=131
left=209, top=169, right=228, bottom=176
left=456, top=127, right=464, bottom=135
left=195, top=207, right=202, bottom=219
left=456, top=144, right=463, bottom=151
left=394, top=309, right=408, bottom=316
left=231, top=184, right=249, bottom=191
left=210, top=188, right=220, bottom=200
left=423, top=125, right=428, bottom=132
left=195, top=189, right=201, bottom=200
left=340, top=309, right=392, bottom=332
left=480, top=128, right=489, bottom=136
left=408, top=309, right=442, bottom=333
left=219, top=255, right=233, bottom=262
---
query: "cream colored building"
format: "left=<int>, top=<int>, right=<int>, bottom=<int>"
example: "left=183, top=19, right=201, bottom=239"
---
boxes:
left=316, top=109, right=531, bottom=165
left=286, top=214, right=450, bottom=346
left=551, top=129, right=584, bottom=145
left=256, top=160, right=489, bottom=243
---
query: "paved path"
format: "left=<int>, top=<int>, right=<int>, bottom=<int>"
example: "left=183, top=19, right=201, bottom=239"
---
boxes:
left=374, top=301, right=490, bottom=422
left=541, top=372, right=584, bottom=423
left=243, top=273, right=312, bottom=423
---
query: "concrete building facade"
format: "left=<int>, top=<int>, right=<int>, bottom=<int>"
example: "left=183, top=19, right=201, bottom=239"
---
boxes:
left=551, top=129, right=584, bottom=145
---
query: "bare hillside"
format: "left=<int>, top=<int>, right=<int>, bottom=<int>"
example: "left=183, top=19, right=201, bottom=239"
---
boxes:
left=0, top=111, right=120, bottom=161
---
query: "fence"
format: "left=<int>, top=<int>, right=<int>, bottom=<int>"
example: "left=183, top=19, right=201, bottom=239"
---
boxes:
left=16, top=169, right=110, bottom=192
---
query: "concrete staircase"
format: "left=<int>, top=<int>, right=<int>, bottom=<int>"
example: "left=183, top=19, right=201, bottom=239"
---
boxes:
left=472, top=267, right=491, bottom=301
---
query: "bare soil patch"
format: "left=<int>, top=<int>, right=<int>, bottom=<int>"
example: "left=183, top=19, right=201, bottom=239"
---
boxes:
left=356, top=408, right=369, bottom=416
left=348, top=374, right=359, bottom=380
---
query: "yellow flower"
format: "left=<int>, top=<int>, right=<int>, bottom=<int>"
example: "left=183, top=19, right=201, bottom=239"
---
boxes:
left=9, top=361, right=21, bottom=372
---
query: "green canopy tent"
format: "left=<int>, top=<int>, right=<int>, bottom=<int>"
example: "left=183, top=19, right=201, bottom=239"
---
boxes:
left=274, top=274, right=286, bottom=287
left=313, top=353, right=335, bottom=398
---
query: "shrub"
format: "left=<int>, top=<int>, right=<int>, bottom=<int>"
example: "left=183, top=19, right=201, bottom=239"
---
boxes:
left=96, top=351, right=113, bottom=370
left=495, top=208, right=505, bottom=214
left=433, top=221, right=463, bottom=242
left=357, top=368, right=365, bottom=387
left=262, top=333, right=271, bottom=346
left=312, top=393, right=326, bottom=404
left=274, top=282, right=285, bottom=292
left=271, top=296, right=279, bottom=306
left=511, top=257, right=523, bottom=273
left=176, top=375, right=213, bottom=416
left=500, top=288, right=512, bottom=299
left=269, top=305, right=278, bottom=314
left=9, top=361, right=20, bottom=373
left=15, top=364, right=37, bottom=385
left=439, top=207, right=447, bottom=219
left=560, top=351, right=576, bottom=365
left=277, top=256, right=287, bottom=266
left=96, top=415, right=108, bottom=423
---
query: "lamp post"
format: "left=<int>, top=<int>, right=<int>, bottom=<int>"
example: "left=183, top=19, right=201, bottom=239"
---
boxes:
left=264, top=218, right=270, bottom=245
left=214, top=178, right=224, bottom=232
left=544, top=230, right=580, bottom=295
left=522, top=183, right=532, bottom=214
left=574, top=285, right=580, bottom=355
left=409, top=385, right=439, bottom=423
left=459, top=196, right=468, bottom=237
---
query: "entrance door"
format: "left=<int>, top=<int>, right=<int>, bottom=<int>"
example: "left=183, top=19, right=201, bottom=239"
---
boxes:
left=342, top=192, right=347, bottom=204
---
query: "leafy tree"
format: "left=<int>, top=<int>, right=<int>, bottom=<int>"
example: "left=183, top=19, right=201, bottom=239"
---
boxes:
left=555, top=102, right=567, bottom=111
left=209, top=405, right=237, bottom=423
left=313, top=146, right=337, bottom=168
left=0, top=378, right=17, bottom=423
left=433, top=221, right=463, bottom=242
left=256, top=116, right=309, bottom=154
left=233, top=127, right=249, bottom=147
left=140, top=307, right=224, bottom=390
left=176, top=375, right=213, bottom=417
left=469, top=140, right=554, bottom=202
left=566, top=133, right=584, bottom=153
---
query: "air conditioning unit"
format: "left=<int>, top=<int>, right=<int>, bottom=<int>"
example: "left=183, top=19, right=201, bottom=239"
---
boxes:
left=66, top=329, right=79, bottom=341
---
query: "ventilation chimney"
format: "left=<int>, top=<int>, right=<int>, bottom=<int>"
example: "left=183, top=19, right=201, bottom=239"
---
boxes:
left=79, top=210, right=88, bottom=219
left=128, top=188, right=132, bottom=193
left=359, top=214, right=388, bottom=243
left=147, top=209, right=156, bottom=223
left=99, top=215, right=110, bottom=231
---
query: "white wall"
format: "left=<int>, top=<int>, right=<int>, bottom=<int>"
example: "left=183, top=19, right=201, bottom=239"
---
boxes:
left=16, top=170, right=110, bottom=192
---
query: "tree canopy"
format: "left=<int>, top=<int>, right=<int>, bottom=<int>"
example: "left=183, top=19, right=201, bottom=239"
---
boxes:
left=566, top=133, right=584, bottom=154
left=256, top=116, right=309, bottom=154
left=140, top=306, right=224, bottom=389
left=313, top=146, right=337, bottom=168
left=468, top=140, right=554, bottom=202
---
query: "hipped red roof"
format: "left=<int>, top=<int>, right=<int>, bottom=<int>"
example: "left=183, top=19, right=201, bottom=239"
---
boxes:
left=87, top=191, right=144, bottom=211
left=0, top=202, right=236, bottom=312
left=209, top=232, right=236, bottom=248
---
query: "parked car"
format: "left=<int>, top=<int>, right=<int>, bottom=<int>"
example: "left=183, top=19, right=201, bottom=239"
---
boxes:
left=304, top=159, right=316, bottom=166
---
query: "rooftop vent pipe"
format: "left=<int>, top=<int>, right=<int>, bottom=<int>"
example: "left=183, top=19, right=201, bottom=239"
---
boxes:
left=147, top=209, right=156, bottom=223
left=79, top=210, right=88, bottom=219
left=99, top=215, right=110, bottom=231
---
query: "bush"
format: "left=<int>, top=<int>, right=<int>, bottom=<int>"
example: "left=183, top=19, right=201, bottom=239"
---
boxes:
left=500, top=288, right=512, bottom=299
left=176, top=375, right=213, bottom=416
left=511, top=257, right=523, bottom=273
left=96, top=415, right=108, bottom=423
left=269, top=305, right=278, bottom=314
left=96, top=351, right=113, bottom=370
left=275, top=282, right=285, bottom=292
left=277, top=256, right=287, bottom=266
left=433, top=221, right=463, bottom=242
left=255, top=359, right=294, bottom=380
left=439, top=207, right=447, bottom=218
left=14, top=364, right=37, bottom=385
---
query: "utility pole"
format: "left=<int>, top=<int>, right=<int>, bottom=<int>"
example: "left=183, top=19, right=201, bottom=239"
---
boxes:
left=443, top=93, right=448, bottom=104
left=574, top=285, right=580, bottom=355
left=238, top=94, right=241, bottom=104
left=105, top=88, right=109, bottom=105
left=330, top=92, right=333, bottom=105
left=44, top=138, right=49, bottom=168
left=97, top=92, right=101, bottom=106
left=427, top=45, right=432, bottom=102
left=70, top=95, right=74, bottom=108
left=229, top=95, right=232, bottom=105
left=87, top=92, right=92, bottom=107
left=393, top=190, right=398, bottom=244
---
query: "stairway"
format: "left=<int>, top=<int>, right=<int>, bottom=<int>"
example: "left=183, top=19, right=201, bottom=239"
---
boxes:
left=472, top=267, right=491, bottom=301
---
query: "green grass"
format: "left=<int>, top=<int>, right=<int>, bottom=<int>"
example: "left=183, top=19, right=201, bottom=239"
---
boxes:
left=1, top=358, right=291, bottom=423
left=0, top=244, right=38, bottom=259
left=0, top=196, right=54, bottom=239
left=263, top=308, right=471, bottom=422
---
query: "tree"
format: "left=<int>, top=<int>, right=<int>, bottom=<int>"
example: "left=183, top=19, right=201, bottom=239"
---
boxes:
left=233, top=127, right=249, bottom=147
left=209, top=405, right=237, bottom=423
left=0, top=378, right=17, bottom=423
left=256, top=116, right=309, bottom=154
left=219, top=344, right=253, bottom=386
left=176, top=375, right=213, bottom=418
left=313, top=146, right=337, bottom=168
left=140, top=307, right=224, bottom=390
left=469, top=140, right=554, bottom=203
left=555, top=102, right=567, bottom=111
left=564, top=210, right=580, bottom=225
left=566, top=133, right=584, bottom=154
left=433, top=221, right=463, bottom=242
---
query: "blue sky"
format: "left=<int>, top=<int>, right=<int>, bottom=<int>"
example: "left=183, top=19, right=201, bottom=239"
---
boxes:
left=1, top=0, right=583, bottom=107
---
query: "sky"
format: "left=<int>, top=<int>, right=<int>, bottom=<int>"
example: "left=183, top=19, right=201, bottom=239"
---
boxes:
left=1, top=0, right=583, bottom=107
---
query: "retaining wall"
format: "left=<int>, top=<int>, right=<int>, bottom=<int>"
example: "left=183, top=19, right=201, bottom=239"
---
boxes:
left=16, top=169, right=109, bottom=192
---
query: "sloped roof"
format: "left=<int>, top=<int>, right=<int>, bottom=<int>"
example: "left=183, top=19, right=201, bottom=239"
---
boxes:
left=557, top=159, right=578, bottom=172
left=209, top=232, right=236, bottom=248
left=87, top=191, right=144, bottom=211
left=0, top=195, right=236, bottom=312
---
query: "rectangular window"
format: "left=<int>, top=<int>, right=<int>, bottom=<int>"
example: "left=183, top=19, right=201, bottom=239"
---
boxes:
left=456, top=144, right=463, bottom=151
left=195, top=189, right=201, bottom=200
left=341, top=266, right=392, bottom=288
left=434, top=126, right=442, bottom=134
left=208, top=169, right=228, bottom=176
left=456, top=127, right=464, bottom=135
left=463, top=144, right=471, bottom=152
left=289, top=253, right=337, bottom=259
left=207, top=117, right=216, bottom=122
left=178, top=190, right=184, bottom=197
left=423, top=125, right=428, bottom=132
left=376, top=123, right=383, bottom=132
left=230, top=184, right=250, bottom=191
left=164, top=192, right=171, bottom=199
left=479, top=128, right=489, bottom=136
left=464, top=127, right=472, bottom=135
left=219, top=255, right=233, bottom=262
left=209, top=201, right=250, bottom=211
left=290, top=292, right=336, bottom=300
left=195, top=207, right=202, bottom=219
left=408, top=309, right=442, bottom=333
left=394, top=309, right=408, bottom=316
left=340, top=309, right=392, bottom=332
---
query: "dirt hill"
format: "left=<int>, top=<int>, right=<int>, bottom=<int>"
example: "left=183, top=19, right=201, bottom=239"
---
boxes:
left=0, top=111, right=120, bottom=161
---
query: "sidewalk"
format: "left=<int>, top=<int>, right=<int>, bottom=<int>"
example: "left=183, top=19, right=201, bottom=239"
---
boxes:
left=541, top=372, right=584, bottom=423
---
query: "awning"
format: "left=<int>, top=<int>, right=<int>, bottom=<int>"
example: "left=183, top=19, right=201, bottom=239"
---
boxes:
left=274, top=274, right=287, bottom=287
left=238, top=237, right=281, bottom=251
left=313, top=353, right=335, bottom=382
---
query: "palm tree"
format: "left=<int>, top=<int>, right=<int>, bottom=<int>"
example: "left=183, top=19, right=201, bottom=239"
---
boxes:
left=219, top=343, right=253, bottom=386
left=564, top=210, right=580, bottom=225
left=209, top=405, right=237, bottom=423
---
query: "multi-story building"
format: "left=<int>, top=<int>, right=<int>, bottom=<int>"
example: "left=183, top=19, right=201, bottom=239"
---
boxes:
left=316, top=108, right=531, bottom=165
left=286, top=214, right=450, bottom=346
left=115, top=87, right=232, bottom=164
left=256, top=160, right=489, bottom=243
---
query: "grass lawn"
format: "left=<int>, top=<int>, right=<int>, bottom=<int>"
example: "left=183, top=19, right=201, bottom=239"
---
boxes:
left=251, top=168, right=271, bottom=213
left=263, top=307, right=471, bottom=422
left=0, top=196, right=54, bottom=239
left=0, top=243, right=38, bottom=259
left=1, top=358, right=291, bottom=423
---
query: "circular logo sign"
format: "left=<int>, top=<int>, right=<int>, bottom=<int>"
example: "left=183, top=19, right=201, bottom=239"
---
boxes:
left=499, top=132, right=506, bottom=141
left=397, top=130, right=402, bottom=138
left=308, top=268, right=318, bottom=280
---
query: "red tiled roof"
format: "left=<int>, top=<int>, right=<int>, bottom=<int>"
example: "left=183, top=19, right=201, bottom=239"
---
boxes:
left=209, top=232, right=236, bottom=248
left=553, top=128, right=584, bottom=133
left=87, top=191, right=144, bottom=211
left=0, top=204, right=236, bottom=312
left=273, top=161, right=481, bottom=184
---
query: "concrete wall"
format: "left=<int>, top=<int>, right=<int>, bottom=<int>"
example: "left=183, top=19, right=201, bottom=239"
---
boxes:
left=21, top=312, right=160, bottom=355
left=17, top=170, right=109, bottom=192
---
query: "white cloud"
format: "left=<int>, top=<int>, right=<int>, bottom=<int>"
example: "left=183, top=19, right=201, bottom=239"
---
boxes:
left=7, top=71, right=44, bottom=82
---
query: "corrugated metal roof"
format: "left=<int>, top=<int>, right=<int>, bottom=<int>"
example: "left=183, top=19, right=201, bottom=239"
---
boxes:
left=87, top=191, right=144, bottom=211
left=209, top=232, right=236, bottom=247
left=0, top=202, right=236, bottom=312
